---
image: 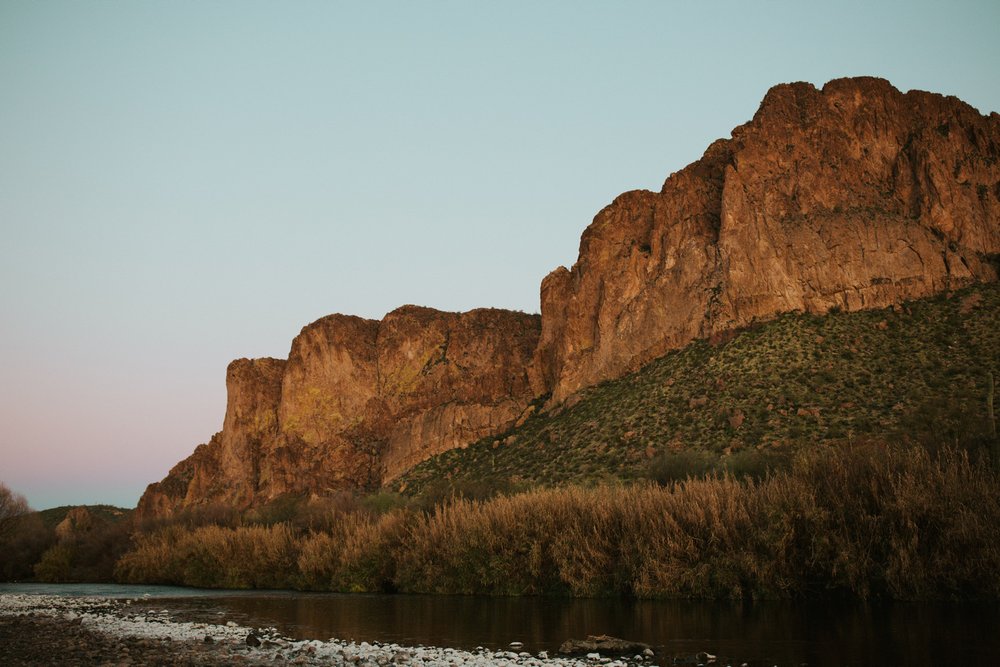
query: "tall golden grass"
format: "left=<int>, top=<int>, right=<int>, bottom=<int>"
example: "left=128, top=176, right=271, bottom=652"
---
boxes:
left=116, top=523, right=298, bottom=589
left=115, top=444, right=1000, bottom=600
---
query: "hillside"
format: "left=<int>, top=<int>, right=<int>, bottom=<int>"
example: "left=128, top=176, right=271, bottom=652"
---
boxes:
left=397, top=283, right=999, bottom=497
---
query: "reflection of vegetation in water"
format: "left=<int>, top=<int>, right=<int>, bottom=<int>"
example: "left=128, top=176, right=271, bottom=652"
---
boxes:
left=105, top=590, right=1000, bottom=666
left=115, top=442, right=1000, bottom=600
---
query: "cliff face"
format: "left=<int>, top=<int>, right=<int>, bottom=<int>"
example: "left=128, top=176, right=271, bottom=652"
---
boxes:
left=531, top=77, right=1000, bottom=402
left=139, top=77, right=999, bottom=518
left=137, top=308, right=540, bottom=517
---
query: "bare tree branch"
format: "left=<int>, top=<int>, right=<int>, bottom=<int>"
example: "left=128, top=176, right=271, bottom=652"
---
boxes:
left=0, top=481, right=32, bottom=538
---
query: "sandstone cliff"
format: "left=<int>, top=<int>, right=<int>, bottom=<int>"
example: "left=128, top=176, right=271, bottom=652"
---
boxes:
left=531, top=77, right=1000, bottom=402
left=139, top=77, right=999, bottom=517
left=138, top=308, right=540, bottom=517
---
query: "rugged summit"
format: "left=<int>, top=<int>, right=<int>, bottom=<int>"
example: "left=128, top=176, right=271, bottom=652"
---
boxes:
left=531, top=77, right=999, bottom=402
left=139, top=77, right=999, bottom=517
left=138, top=308, right=540, bottom=517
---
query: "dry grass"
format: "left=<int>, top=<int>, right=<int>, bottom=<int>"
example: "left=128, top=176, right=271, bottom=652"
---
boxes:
left=298, top=510, right=410, bottom=592
left=116, top=524, right=298, bottom=589
left=115, top=443, right=1000, bottom=600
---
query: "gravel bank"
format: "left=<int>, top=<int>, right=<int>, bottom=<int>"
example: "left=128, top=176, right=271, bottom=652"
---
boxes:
left=0, top=594, right=655, bottom=667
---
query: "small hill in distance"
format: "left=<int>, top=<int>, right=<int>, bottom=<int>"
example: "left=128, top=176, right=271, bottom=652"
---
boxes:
left=37, top=505, right=133, bottom=531
left=1, top=504, right=134, bottom=583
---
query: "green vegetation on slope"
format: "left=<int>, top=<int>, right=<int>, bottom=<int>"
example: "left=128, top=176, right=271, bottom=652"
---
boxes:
left=397, top=284, right=999, bottom=498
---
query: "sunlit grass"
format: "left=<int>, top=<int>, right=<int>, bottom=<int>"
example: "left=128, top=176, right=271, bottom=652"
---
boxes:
left=116, top=443, right=1000, bottom=600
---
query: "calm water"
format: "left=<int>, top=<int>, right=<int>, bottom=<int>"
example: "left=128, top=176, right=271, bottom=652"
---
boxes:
left=4, top=583, right=999, bottom=666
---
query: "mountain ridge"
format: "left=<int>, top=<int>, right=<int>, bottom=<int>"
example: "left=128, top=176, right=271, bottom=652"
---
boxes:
left=138, top=306, right=540, bottom=517
left=138, top=76, right=1000, bottom=518
left=531, top=76, right=999, bottom=402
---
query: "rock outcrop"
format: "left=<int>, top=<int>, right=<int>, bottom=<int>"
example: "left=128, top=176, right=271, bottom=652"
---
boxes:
left=531, top=77, right=1000, bottom=402
left=139, top=77, right=999, bottom=517
left=137, top=308, right=540, bottom=517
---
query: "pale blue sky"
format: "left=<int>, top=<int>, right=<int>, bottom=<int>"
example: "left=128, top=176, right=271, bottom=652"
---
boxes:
left=2, top=1, right=998, bottom=509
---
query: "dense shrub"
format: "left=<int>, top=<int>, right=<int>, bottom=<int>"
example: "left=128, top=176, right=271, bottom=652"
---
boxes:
left=647, top=450, right=718, bottom=485
left=8, top=504, right=135, bottom=584
left=33, top=544, right=74, bottom=582
left=116, top=524, right=299, bottom=589
left=0, top=514, right=54, bottom=581
left=298, top=510, right=410, bottom=593
left=115, top=443, right=1000, bottom=600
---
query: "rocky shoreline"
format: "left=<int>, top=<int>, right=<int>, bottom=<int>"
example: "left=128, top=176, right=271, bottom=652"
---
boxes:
left=0, top=594, right=659, bottom=667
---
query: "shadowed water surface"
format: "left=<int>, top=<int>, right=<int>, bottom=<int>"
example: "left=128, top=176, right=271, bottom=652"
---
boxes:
left=3, top=584, right=999, bottom=666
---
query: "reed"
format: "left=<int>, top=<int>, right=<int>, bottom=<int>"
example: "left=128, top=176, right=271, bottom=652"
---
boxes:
left=115, top=523, right=299, bottom=589
left=116, top=443, right=1000, bottom=600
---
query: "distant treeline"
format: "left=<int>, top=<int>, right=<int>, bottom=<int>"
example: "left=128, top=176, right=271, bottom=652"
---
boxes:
left=112, top=442, right=1000, bottom=601
left=0, top=499, right=133, bottom=583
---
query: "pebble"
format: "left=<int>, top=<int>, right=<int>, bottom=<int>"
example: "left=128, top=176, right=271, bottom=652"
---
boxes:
left=0, top=593, right=665, bottom=667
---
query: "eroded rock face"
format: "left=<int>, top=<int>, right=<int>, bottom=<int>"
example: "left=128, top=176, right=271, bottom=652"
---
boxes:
left=137, top=308, right=539, bottom=518
left=139, top=77, right=999, bottom=517
left=374, top=306, right=543, bottom=480
left=531, top=77, right=1000, bottom=402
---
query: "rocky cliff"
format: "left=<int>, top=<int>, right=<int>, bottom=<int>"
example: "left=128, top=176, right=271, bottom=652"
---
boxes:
left=137, top=308, right=540, bottom=517
left=139, top=77, right=999, bottom=517
left=531, top=77, right=1000, bottom=402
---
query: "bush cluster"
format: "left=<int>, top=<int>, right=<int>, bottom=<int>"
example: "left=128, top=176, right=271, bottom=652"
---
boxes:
left=0, top=498, right=133, bottom=583
left=114, top=443, right=1000, bottom=600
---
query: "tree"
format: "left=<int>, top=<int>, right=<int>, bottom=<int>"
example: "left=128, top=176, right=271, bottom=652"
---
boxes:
left=0, top=481, right=31, bottom=539
left=0, top=482, right=48, bottom=581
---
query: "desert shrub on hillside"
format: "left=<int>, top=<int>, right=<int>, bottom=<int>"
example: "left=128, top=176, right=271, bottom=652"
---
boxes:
left=397, top=285, right=1000, bottom=496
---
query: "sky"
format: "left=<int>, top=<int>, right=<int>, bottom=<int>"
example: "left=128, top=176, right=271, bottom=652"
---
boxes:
left=2, top=1, right=999, bottom=510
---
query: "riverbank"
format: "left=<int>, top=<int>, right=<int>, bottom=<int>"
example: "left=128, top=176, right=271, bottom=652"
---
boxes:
left=117, top=445, right=1000, bottom=600
left=0, top=594, right=645, bottom=667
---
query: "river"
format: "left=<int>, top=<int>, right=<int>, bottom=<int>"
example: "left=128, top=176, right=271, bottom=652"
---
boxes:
left=3, top=583, right=999, bottom=666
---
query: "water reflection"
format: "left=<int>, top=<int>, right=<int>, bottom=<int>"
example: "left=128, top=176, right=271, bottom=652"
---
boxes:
left=158, top=593, right=1000, bottom=667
